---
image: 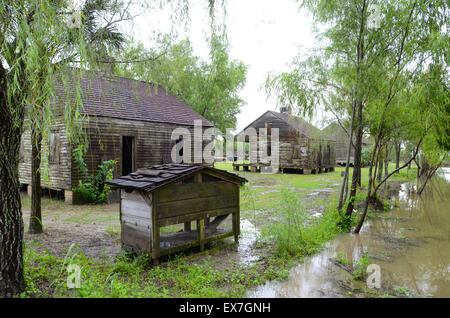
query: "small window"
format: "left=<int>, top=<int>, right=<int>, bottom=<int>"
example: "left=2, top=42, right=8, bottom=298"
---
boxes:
left=48, top=133, right=60, bottom=164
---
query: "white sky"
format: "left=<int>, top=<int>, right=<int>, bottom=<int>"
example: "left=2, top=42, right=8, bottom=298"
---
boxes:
left=130, top=0, right=330, bottom=132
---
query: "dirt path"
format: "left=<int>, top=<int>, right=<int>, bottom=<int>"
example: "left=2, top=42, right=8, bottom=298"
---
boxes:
left=23, top=203, right=121, bottom=261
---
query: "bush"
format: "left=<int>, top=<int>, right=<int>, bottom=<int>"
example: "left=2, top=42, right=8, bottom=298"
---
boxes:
left=264, top=188, right=342, bottom=258
left=72, top=145, right=117, bottom=204
left=361, top=147, right=372, bottom=167
left=353, top=252, right=371, bottom=280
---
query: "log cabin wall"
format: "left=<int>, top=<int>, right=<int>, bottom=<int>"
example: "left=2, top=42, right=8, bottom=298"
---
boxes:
left=19, top=118, right=73, bottom=191
left=73, top=116, right=213, bottom=190
left=242, top=111, right=336, bottom=171
left=18, top=116, right=213, bottom=196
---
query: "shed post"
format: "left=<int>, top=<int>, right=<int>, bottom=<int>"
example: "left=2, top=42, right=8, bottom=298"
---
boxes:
left=232, top=185, right=240, bottom=244
left=197, top=219, right=205, bottom=252
left=152, top=192, right=160, bottom=265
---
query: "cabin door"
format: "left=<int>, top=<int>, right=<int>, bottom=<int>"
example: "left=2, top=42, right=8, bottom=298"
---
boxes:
left=122, top=136, right=135, bottom=176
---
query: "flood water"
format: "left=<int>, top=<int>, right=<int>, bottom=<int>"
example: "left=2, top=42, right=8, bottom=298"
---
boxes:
left=248, top=169, right=450, bottom=298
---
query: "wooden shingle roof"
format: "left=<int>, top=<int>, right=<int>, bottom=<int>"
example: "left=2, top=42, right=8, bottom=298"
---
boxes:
left=55, top=73, right=213, bottom=127
left=107, top=164, right=247, bottom=193
left=239, top=110, right=327, bottom=139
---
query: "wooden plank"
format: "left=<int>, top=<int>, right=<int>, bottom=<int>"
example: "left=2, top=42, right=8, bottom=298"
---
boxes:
left=205, top=215, right=229, bottom=233
left=156, top=207, right=237, bottom=227
left=158, top=231, right=234, bottom=257
left=155, top=195, right=238, bottom=220
left=151, top=191, right=159, bottom=265
left=121, top=196, right=151, bottom=219
left=121, top=223, right=151, bottom=252
left=156, top=181, right=237, bottom=204
left=197, top=219, right=205, bottom=252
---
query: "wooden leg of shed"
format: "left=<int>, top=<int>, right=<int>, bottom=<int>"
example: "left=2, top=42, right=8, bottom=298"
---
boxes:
left=152, top=226, right=160, bottom=265
left=232, top=212, right=240, bottom=244
left=184, top=221, right=191, bottom=232
left=197, top=219, right=205, bottom=252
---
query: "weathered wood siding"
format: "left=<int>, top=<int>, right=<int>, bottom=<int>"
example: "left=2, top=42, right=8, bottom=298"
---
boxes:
left=154, top=173, right=239, bottom=227
left=19, top=115, right=214, bottom=195
left=72, top=116, right=212, bottom=189
left=121, top=190, right=152, bottom=252
left=19, top=119, right=72, bottom=190
left=243, top=112, right=336, bottom=170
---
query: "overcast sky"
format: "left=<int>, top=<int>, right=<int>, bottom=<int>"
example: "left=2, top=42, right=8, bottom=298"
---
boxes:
left=130, top=0, right=330, bottom=132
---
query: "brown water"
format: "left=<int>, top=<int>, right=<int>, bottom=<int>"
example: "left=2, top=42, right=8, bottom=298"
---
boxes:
left=248, top=169, right=450, bottom=298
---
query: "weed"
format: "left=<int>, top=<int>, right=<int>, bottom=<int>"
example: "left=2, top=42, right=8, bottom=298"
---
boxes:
left=353, top=252, right=371, bottom=280
left=336, top=251, right=349, bottom=266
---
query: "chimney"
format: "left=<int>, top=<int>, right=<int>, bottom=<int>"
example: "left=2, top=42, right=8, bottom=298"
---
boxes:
left=280, top=105, right=291, bottom=114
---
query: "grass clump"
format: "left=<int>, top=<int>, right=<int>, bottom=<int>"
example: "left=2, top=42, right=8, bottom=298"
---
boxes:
left=262, top=188, right=344, bottom=259
left=352, top=252, right=371, bottom=281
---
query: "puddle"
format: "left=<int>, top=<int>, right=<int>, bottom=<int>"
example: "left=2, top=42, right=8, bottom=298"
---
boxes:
left=307, top=188, right=334, bottom=197
left=248, top=172, right=450, bottom=298
left=236, top=219, right=261, bottom=266
left=261, top=190, right=280, bottom=195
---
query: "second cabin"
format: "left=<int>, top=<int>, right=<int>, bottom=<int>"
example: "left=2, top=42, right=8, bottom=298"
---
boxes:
left=107, top=164, right=247, bottom=264
left=234, top=108, right=336, bottom=174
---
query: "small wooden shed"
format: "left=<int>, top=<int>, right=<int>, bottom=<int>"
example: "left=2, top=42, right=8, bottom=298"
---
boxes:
left=107, top=163, right=247, bottom=264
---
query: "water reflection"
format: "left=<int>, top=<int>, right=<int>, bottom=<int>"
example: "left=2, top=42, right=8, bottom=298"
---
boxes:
left=248, top=172, right=450, bottom=298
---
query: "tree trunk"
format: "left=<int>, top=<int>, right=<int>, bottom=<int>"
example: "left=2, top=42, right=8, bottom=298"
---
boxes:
left=0, top=67, right=26, bottom=297
left=376, top=155, right=383, bottom=182
left=354, top=137, right=381, bottom=234
left=395, top=142, right=401, bottom=172
left=338, top=100, right=356, bottom=212
left=28, top=125, right=43, bottom=234
left=345, top=99, right=364, bottom=216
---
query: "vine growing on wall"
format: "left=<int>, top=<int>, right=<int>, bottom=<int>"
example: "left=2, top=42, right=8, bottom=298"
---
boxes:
left=73, top=145, right=117, bottom=204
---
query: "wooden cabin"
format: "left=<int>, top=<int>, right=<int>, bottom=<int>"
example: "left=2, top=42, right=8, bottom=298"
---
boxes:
left=18, top=74, right=214, bottom=203
left=107, top=163, right=247, bottom=264
left=234, top=109, right=336, bottom=174
left=322, top=122, right=370, bottom=166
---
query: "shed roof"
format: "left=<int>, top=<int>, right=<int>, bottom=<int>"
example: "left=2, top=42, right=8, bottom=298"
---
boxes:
left=107, top=164, right=247, bottom=193
left=55, top=72, right=213, bottom=127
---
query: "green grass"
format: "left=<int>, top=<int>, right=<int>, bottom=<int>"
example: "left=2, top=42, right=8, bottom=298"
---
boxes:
left=21, top=242, right=288, bottom=298
left=260, top=188, right=348, bottom=259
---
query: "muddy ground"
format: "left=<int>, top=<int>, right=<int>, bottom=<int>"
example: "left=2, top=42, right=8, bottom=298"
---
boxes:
left=22, top=167, right=408, bottom=268
left=22, top=174, right=340, bottom=264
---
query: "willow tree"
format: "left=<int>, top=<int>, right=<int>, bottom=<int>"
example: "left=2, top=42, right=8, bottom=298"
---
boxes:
left=0, top=0, right=84, bottom=297
left=0, top=0, right=230, bottom=297
left=265, top=0, right=448, bottom=225
left=27, top=0, right=129, bottom=234
left=0, top=0, right=137, bottom=296
left=115, top=37, right=247, bottom=132
left=114, top=1, right=245, bottom=133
